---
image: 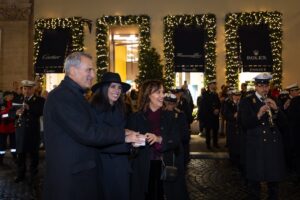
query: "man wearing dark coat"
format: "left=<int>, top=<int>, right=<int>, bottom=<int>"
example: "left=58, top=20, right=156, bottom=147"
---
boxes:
left=286, top=84, right=300, bottom=179
left=239, top=73, right=287, bottom=200
left=199, top=80, right=221, bottom=149
left=43, top=52, right=140, bottom=200
left=13, top=80, right=45, bottom=183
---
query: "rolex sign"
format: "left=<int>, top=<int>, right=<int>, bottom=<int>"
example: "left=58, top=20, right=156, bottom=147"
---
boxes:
left=238, top=25, right=273, bottom=72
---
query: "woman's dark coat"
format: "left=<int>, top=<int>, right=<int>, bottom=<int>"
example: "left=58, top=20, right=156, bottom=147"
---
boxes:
left=93, top=106, right=131, bottom=200
left=43, top=76, right=125, bottom=200
left=239, top=93, right=287, bottom=182
left=127, top=110, right=182, bottom=200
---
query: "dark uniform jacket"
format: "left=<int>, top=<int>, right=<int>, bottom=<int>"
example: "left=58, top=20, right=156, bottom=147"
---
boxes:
left=199, top=90, right=221, bottom=129
left=223, top=99, right=240, bottom=159
left=239, top=93, right=287, bottom=182
left=14, top=95, right=44, bottom=153
left=43, top=76, right=125, bottom=200
left=127, top=110, right=180, bottom=200
left=287, top=96, right=300, bottom=173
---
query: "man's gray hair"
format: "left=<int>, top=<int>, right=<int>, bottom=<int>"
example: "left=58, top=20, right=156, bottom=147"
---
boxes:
left=64, top=52, right=92, bottom=75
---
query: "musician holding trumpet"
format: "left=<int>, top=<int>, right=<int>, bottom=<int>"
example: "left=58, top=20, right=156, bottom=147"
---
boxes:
left=238, top=73, right=288, bottom=200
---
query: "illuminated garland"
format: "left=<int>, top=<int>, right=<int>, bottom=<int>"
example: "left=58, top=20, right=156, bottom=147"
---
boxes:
left=163, top=14, right=217, bottom=89
left=33, top=17, right=85, bottom=86
left=225, top=11, right=283, bottom=88
left=96, top=15, right=151, bottom=81
left=34, top=17, right=85, bottom=69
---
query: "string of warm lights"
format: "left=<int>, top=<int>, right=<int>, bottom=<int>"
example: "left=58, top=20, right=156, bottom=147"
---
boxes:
left=163, top=14, right=217, bottom=89
left=33, top=17, right=85, bottom=84
left=225, top=11, right=283, bottom=88
left=96, top=15, right=151, bottom=81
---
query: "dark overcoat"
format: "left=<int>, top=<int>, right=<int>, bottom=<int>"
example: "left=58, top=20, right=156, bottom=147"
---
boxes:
left=287, top=96, right=300, bottom=173
left=15, top=95, right=44, bottom=153
left=223, top=99, right=240, bottom=162
left=239, top=93, right=287, bottom=182
left=198, top=90, right=221, bottom=129
left=93, top=106, right=131, bottom=200
left=43, top=76, right=125, bottom=200
left=127, top=110, right=181, bottom=200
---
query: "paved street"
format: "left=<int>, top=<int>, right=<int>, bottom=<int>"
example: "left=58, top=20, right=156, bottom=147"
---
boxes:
left=0, top=121, right=300, bottom=199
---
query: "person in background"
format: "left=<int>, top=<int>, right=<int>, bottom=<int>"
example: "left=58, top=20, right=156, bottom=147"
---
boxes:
left=240, top=83, right=248, bottom=99
left=197, top=87, right=206, bottom=137
left=223, top=89, right=241, bottom=167
left=127, top=80, right=180, bottom=200
left=239, top=73, right=287, bottom=200
left=286, top=83, right=300, bottom=180
left=90, top=72, right=140, bottom=200
left=0, top=91, right=16, bottom=165
left=199, top=80, right=221, bottom=149
left=164, top=91, right=190, bottom=199
left=173, top=88, right=192, bottom=166
left=14, top=80, right=45, bottom=183
left=43, top=52, right=140, bottom=200
left=282, top=83, right=300, bottom=111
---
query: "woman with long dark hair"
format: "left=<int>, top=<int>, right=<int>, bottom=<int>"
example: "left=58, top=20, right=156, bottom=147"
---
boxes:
left=90, top=72, right=140, bottom=200
left=127, top=80, right=181, bottom=200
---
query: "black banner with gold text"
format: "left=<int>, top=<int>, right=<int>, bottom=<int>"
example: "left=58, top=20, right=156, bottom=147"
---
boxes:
left=238, top=25, right=273, bottom=72
left=173, top=26, right=205, bottom=72
left=35, top=28, right=72, bottom=73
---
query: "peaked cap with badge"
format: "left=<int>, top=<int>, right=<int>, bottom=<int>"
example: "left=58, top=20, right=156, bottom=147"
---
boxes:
left=254, top=73, right=272, bottom=84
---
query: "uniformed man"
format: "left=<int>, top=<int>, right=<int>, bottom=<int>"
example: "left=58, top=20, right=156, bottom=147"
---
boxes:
left=198, top=79, right=221, bottom=149
left=239, top=73, right=287, bottom=200
left=163, top=92, right=190, bottom=200
left=286, top=83, right=300, bottom=178
left=14, top=80, right=45, bottom=183
left=223, top=89, right=241, bottom=167
left=282, top=83, right=300, bottom=111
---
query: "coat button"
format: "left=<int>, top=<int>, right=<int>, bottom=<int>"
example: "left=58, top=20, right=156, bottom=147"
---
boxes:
left=262, top=122, right=265, bottom=125
left=263, top=131, right=266, bottom=134
left=263, top=139, right=267, bottom=142
left=273, top=139, right=277, bottom=142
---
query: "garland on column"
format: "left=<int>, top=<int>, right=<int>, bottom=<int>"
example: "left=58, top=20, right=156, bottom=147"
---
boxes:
left=225, top=11, right=283, bottom=88
left=34, top=17, right=85, bottom=68
left=34, top=17, right=85, bottom=86
left=96, top=15, right=151, bottom=81
left=163, top=14, right=217, bottom=89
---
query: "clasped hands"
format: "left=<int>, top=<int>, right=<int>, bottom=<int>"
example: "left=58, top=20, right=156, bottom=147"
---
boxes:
left=16, top=104, right=29, bottom=116
left=125, top=129, right=162, bottom=147
left=257, top=98, right=278, bottom=119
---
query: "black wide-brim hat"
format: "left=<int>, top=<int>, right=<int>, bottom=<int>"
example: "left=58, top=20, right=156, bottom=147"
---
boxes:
left=91, top=72, right=131, bottom=93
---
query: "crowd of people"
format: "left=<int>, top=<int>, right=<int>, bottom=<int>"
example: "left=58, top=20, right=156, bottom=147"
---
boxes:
left=196, top=73, right=300, bottom=200
left=1, top=51, right=300, bottom=200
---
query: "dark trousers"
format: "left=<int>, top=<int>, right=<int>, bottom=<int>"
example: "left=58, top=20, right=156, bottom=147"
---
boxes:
left=145, top=160, right=164, bottom=200
left=205, top=127, right=219, bottom=147
left=0, top=133, right=16, bottom=157
left=248, top=181, right=279, bottom=200
left=16, top=151, right=39, bottom=178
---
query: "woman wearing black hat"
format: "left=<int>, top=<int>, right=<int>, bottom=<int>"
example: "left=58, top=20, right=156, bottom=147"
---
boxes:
left=90, top=72, right=138, bottom=200
left=127, top=80, right=181, bottom=200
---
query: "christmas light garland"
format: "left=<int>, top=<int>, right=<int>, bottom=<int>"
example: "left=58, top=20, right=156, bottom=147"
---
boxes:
left=163, top=14, right=217, bottom=88
left=225, top=11, right=283, bottom=88
left=33, top=17, right=85, bottom=85
left=96, top=15, right=151, bottom=81
left=34, top=17, right=85, bottom=68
